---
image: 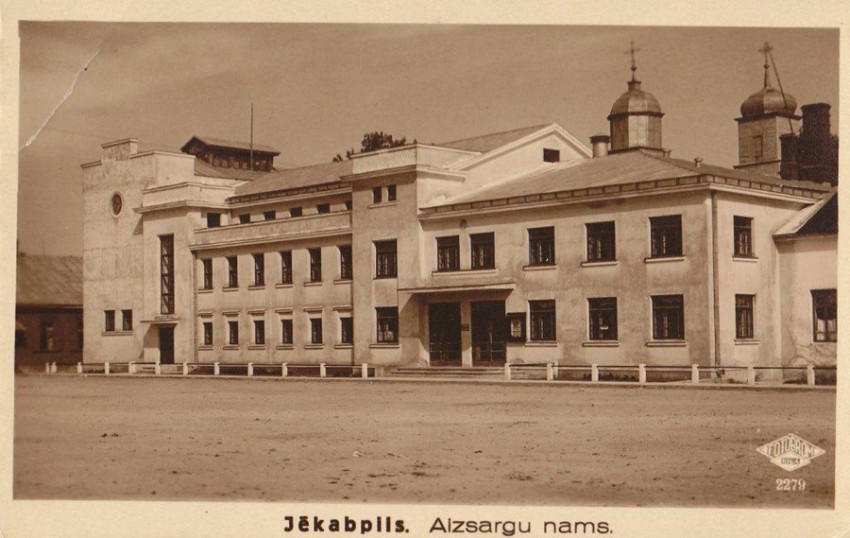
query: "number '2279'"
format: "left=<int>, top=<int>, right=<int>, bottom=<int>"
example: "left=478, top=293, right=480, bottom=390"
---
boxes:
left=776, top=478, right=806, bottom=491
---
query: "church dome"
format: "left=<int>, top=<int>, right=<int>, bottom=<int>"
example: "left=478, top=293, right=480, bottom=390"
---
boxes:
left=740, top=84, right=797, bottom=119
left=608, top=80, right=662, bottom=117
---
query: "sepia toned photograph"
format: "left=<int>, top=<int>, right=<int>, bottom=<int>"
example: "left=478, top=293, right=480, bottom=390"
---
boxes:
left=4, top=5, right=846, bottom=536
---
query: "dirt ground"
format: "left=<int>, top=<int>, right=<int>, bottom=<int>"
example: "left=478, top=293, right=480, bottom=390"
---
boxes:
left=14, top=375, right=835, bottom=507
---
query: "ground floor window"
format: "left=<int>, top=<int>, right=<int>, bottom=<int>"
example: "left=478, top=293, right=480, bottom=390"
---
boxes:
left=310, top=318, right=323, bottom=344
left=340, top=317, right=353, bottom=344
left=39, top=321, right=56, bottom=351
left=812, top=289, right=837, bottom=342
left=254, top=319, right=265, bottom=345
left=376, top=307, right=398, bottom=343
left=228, top=320, right=239, bottom=345
left=652, top=295, right=684, bottom=340
left=529, top=300, right=556, bottom=341
left=588, top=297, right=617, bottom=340
left=735, top=294, right=754, bottom=339
left=104, top=310, right=115, bottom=332
left=202, top=322, right=213, bottom=346
left=122, top=309, right=133, bottom=331
left=280, top=319, right=293, bottom=345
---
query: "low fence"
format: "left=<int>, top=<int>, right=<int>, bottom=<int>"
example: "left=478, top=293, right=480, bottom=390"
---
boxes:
left=52, top=361, right=377, bottom=379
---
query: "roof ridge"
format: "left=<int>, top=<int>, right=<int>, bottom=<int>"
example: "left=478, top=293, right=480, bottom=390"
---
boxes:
left=437, top=123, right=552, bottom=147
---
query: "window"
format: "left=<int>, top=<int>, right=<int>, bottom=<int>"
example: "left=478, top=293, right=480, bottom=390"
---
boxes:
left=812, top=289, right=837, bottom=342
left=227, top=256, right=238, bottom=288
left=280, top=319, right=293, bottom=345
left=586, top=221, right=616, bottom=262
left=310, top=318, right=323, bottom=344
left=734, top=216, right=753, bottom=257
left=39, top=321, right=55, bottom=351
left=122, top=310, right=133, bottom=331
left=253, top=253, right=265, bottom=286
left=104, top=310, right=115, bottom=332
left=228, top=320, right=239, bottom=345
left=376, top=307, right=399, bottom=343
left=344, top=200, right=353, bottom=211
left=649, top=215, right=682, bottom=258
left=206, top=212, right=221, bottom=228
left=543, top=148, right=560, bottom=162
left=290, top=207, right=302, bottom=218
left=387, top=184, right=397, bottom=202
left=528, top=227, right=555, bottom=266
left=160, top=235, right=174, bottom=314
left=753, top=135, right=764, bottom=159
left=340, top=317, right=353, bottom=344
left=339, top=245, right=353, bottom=280
left=530, top=300, right=556, bottom=341
left=588, top=298, right=617, bottom=340
left=652, top=295, right=685, bottom=340
left=437, top=236, right=460, bottom=272
left=280, top=250, right=292, bottom=284
left=309, top=248, right=322, bottom=282
left=264, top=210, right=276, bottom=221
left=470, top=232, right=495, bottom=270
left=735, top=294, right=754, bottom=339
left=254, top=319, right=265, bottom=345
left=372, top=187, right=382, bottom=204
left=202, top=259, right=213, bottom=290
left=239, top=214, right=251, bottom=224
left=317, top=203, right=330, bottom=214
left=375, top=240, right=397, bottom=278
left=202, top=322, right=213, bottom=346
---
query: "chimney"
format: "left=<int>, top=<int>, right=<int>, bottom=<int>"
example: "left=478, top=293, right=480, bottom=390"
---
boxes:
left=800, top=103, right=831, bottom=142
left=590, top=134, right=610, bottom=158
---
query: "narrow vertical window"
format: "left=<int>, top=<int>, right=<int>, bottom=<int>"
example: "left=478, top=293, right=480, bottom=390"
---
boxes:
left=375, top=240, right=397, bottom=278
left=387, top=184, right=397, bottom=202
left=39, top=321, right=56, bottom=351
left=372, top=187, right=382, bottom=204
left=735, top=294, right=754, bottom=339
left=202, top=259, right=213, bottom=290
left=812, top=289, right=837, bottom=342
left=376, top=307, right=399, bottom=343
left=586, top=221, right=616, bottom=262
left=649, top=215, right=683, bottom=258
left=752, top=134, right=764, bottom=159
left=309, top=248, right=322, bottom=282
left=339, top=245, right=353, bottom=280
left=340, top=317, right=353, bottom=344
left=529, top=300, right=556, bottom=341
left=160, top=235, right=174, bottom=314
left=437, top=236, right=460, bottom=272
left=280, top=319, right=293, bottom=345
left=202, top=322, right=213, bottom=346
left=528, top=227, right=555, bottom=266
left=734, top=216, right=753, bottom=257
left=588, top=298, right=617, bottom=340
left=310, top=317, right=323, bottom=344
left=254, top=319, right=265, bottom=345
left=227, top=256, right=238, bottom=288
left=228, top=320, right=239, bottom=345
left=652, top=295, right=685, bottom=340
left=121, top=309, right=133, bottom=331
left=470, top=232, right=495, bottom=270
left=253, top=253, right=265, bottom=286
left=104, top=310, right=115, bottom=332
left=280, top=250, right=293, bottom=284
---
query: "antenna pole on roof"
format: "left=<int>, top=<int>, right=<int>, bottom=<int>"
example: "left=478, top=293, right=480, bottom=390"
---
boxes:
left=250, top=103, right=254, bottom=171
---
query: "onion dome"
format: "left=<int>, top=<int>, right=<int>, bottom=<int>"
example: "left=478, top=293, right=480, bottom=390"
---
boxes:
left=608, top=79, right=662, bottom=118
left=740, top=83, right=797, bottom=119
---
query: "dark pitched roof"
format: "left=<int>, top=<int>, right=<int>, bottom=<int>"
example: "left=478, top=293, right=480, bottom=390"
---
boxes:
left=435, top=124, right=550, bottom=153
left=16, top=255, right=83, bottom=307
left=232, top=160, right=354, bottom=199
left=775, top=192, right=838, bottom=237
left=181, top=135, right=280, bottom=155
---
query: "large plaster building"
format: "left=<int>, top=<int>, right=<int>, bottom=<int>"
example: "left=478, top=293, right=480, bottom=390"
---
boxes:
left=81, top=60, right=837, bottom=376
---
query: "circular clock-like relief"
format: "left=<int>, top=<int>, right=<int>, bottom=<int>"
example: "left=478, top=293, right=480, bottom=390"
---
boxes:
left=110, top=193, right=123, bottom=216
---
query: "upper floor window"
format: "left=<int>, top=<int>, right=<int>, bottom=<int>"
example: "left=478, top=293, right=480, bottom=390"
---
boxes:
left=649, top=215, right=682, bottom=258
left=280, top=319, right=293, bottom=345
left=375, top=240, right=398, bottom=278
left=202, top=322, right=213, bottom=346
left=280, top=250, right=293, bottom=284
left=588, top=298, right=617, bottom=341
left=752, top=135, right=764, bottom=159
left=290, top=207, right=302, bottom=218
left=528, top=227, right=555, bottom=266
left=812, top=289, right=837, bottom=342
left=227, top=256, right=238, bottom=288
left=104, top=310, right=115, bottom=332
left=735, top=294, right=754, bottom=339
left=239, top=214, right=251, bottom=224
left=376, top=307, right=399, bottom=343
left=121, top=309, right=133, bottom=332
left=309, top=248, right=322, bottom=282
left=529, top=300, right=556, bottom=341
left=202, top=259, right=213, bottom=290
left=253, top=253, right=265, bottom=286
left=254, top=319, right=265, bottom=345
left=339, top=245, right=353, bottom=280
left=437, top=236, right=460, bottom=272
left=206, top=212, right=221, bottom=228
left=263, top=210, right=276, bottom=221
left=317, top=203, right=330, bottom=214
left=228, top=320, right=239, bottom=345
left=470, top=232, right=495, bottom=270
left=340, top=317, right=353, bottom=345
left=160, top=235, right=175, bottom=314
left=372, top=187, right=382, bottom=204
left=543, top=148, right=560, bottom=163
left=586, top=221, right=615, bottom=262
left=652, top=295, right=684, bottom=340
left=310, top=317, right=323, bottom=344
left=387, top=184, right=397, bottom=202
left=734, top=216, right=753, bottom=257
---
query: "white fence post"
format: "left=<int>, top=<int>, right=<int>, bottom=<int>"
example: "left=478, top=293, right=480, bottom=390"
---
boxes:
left=319, top=363, right=326, bottom=378
left=747, top=366, right=756, bottom=385
left=104, top=362, right=110, bottom=375
left=214, top=362, right=220, bottom=376
left=247, top=362, right=254, bottom=377
left=591, top=364, right=599, bottom=383
left=504, top=363, right=511, bottom=381
left=806, top=365, right=815, bottom=386
left=154, top=362, right=161, bottom=376
left=638, top=364, right=647, bottom=384
left=129, top=362, right=136, bottom=374
left=45, top=362, right=51, bottom=374
left=546, top=362, right=554, bottom=381
left=553, top=363, right=559, bottom=380
left=691, top=364, right=699, bottom=384
left=281, top=362, right=288, bottom=377
left=76, top=362, right=83, bottom=375
left=182, top=362, right=189, bottom=376
left=361, top=363, right=368, bottom=379
left=50, top=362, right=57, bottom=374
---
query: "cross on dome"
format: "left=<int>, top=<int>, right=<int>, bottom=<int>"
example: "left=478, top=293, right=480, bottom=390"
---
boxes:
left=625, top=40, right=641, bottom=81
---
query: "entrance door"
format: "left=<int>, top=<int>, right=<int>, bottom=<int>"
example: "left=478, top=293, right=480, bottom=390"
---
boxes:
left=471, top=301, right=506, bottom=364
left=428, top=302, right=461, bottom=365
left=159, top=327, right=175, bottom=364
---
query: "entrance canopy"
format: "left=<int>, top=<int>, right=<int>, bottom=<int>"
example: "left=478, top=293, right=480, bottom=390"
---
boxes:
left=398, top=280, right=515, bottom=295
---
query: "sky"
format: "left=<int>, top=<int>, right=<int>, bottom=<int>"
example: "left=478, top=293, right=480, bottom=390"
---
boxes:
left=17, top=23, right=839, bottom=257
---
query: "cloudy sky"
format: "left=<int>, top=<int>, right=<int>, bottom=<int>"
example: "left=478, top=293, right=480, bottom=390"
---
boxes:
left=17, top=23, right=838, bottom=256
